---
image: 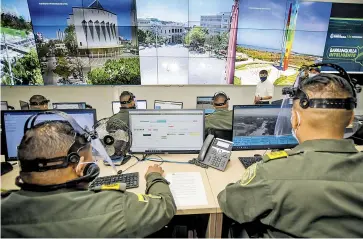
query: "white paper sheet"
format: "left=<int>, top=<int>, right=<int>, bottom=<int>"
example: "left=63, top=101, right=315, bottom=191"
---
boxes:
left=165, top=172, right=208, bottom=207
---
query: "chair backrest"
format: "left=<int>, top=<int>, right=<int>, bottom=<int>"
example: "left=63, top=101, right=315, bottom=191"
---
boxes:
left=206, top=128, right=233, bottom=141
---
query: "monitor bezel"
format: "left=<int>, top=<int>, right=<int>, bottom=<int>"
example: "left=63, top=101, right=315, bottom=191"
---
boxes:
left=136, top=100, right=148, bottom=109
left=112, top=100, right=148, bottom=114
left=232, top=104, right=298, bottom=151
left=128, top=109, right=205, bottom=154
left=1, top=109, right=97, bottom=162
left=112, top=101, right=121, bottom=114
left=1, top=101, right=8, bottom=110
left=52, top=102, right=87, bottom=110
left=196, top=96, right=213, bottom=105
left=154, top=100, right=184, bottom=109
left=19, top=100, right=30, bottom=110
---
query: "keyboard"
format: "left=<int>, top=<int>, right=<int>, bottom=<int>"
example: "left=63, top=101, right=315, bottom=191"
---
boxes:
left=238, top=156, right=262, bottom=169
left=89, top=172, right=139, bottom=189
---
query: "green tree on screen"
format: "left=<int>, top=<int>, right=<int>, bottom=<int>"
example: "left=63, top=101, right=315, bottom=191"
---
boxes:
left=64, top=25, right=78, bottom=55
left=87, top=58, right=140, bottom=85
left=1, top=49, right=43, bottom=85
left=53, top=57, right=73, bottom=80
left=184, top=27, right=207, bottom=46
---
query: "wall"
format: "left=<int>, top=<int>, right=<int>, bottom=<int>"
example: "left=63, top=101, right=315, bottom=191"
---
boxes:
left=2, top=85, right=363, bottom=120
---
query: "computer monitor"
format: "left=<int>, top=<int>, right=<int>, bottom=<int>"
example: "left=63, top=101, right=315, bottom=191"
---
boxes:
left=53, top=102, right=86, bottom=109
left=232, top=105, right=298, bottom=150
left=1, top=101, right=8, bottom=110
left=1, top=109, right=97, bottom=161
left=112, top=100, right=148, bottom=114
left=137, top=100, right=147, bottom=110
left=196, top=96, right=213, bottom=109
left=19, top=100, right=30, bottom=110
left=129, top=109, right=205, bottom=153
left=154, top=100, right=183, bottom=109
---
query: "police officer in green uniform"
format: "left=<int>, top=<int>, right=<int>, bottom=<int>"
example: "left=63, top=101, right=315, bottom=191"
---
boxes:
left=205, top=92, right=233, bottom=130
left=109, top=91, right=136, bottom=126
left=218, top=67, right=363, bottom=237
left=1, top=117, right=176, bottom=237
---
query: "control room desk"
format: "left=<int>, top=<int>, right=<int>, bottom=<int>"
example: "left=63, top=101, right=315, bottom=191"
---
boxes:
left=3, top=146, right=363, bottom=237
left=1, top=154, right=223, bottom=237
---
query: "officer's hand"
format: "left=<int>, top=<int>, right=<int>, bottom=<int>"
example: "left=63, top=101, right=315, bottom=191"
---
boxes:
left=145, top=164, right=164, bottom=179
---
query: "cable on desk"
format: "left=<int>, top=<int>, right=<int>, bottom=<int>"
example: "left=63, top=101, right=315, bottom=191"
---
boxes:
left=120, top=158, right=139, bottom=174
left=144, top=157, right=190, bottom=165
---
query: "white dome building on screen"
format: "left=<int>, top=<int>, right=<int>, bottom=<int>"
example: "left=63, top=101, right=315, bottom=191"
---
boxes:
left=67, top=0, right=123, bottom=57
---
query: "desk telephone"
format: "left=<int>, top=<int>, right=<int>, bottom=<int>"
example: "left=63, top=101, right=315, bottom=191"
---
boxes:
left=197, top=134, right=233, bottom=171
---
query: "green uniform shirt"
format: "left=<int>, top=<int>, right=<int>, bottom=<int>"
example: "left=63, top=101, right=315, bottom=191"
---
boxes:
left=205, top=109, right=233, bottom=130
left=109, top=109, right=129, bottom=126
left=218, top=139, right=363, bottom=237
left=1, top=173, right=176, bottom=238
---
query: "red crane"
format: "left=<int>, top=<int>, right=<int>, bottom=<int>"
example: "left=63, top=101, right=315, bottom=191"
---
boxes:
left=225, top=0, right=239, bottom=84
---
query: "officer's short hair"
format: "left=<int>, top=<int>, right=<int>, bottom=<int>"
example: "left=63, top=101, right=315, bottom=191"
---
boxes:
left=120, top=91, right=133, bottom=101
left=301, top=73, right=353, bottom=99
left=18, top=121, right=76, bottom=161
left=296, top=73, right=354, bottom=130
left=259, top=70, right=268, bottom=76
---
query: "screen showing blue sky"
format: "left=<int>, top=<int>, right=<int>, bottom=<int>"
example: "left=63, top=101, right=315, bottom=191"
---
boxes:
left=28, top=0, right=134, bottom=39
left=2, top=0, right=32, bottom=21
left=136, top=0, right=188, bottom=23
left=237, top=0, right=332, bottom=56
left=28, top=0, right=133, bottom=26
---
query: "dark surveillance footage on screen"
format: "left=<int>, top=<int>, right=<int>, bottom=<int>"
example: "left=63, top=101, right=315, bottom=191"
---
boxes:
left=233, top=108, right=279, bottom=137
left=232, top=105, right=297, bottom=150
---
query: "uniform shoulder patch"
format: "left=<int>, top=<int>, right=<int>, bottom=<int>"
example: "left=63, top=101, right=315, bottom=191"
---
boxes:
left=264, top=151, right=288, bottom=162
left=137, top=193, right=162, bottom=202
left=240, top=163, right=257, bottom=186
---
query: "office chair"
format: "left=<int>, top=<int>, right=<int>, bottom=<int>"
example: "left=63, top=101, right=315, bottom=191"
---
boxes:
left=228, top=221, right=268, bottom=238
left=206, top=128, right=233, bottom=141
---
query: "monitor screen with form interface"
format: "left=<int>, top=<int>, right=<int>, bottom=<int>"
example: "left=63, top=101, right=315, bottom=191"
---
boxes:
left=53, top=102, right=86, bottom=110
left=232, top=105, right=298, bottom=150
left=1, top=109, right=97, bottom=161
left=1, top=101, right=8, bottom=110
left=112, top=100, right=148, bottom=114
left=154, top=100, right=183, bottom=109
left=129, top=109, right=205, bottom=153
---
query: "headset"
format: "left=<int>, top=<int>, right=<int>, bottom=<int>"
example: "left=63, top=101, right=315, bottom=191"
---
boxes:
left=29, top=99, right=50, bottom=106
left=120, top=91, right=136, bottom=109
left=120, top=91, right=135, bottom=105
left=16, top=111, right=100, bottom=191
left=282, top=63, right=361, bottom=110
left=212, top=91, right=230, bottom=107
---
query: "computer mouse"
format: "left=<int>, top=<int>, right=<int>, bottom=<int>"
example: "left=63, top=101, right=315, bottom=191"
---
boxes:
left=117, top=170, right=123, bottom=175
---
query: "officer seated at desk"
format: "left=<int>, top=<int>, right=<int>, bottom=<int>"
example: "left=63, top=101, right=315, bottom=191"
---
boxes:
left=29, top=94, right=50, bottom=110
left=218, top=72, right=363, bottom=237
left=1, top=119, right=176, bottom=237
left=109, top=91, right=136, bottom=125
left=205, top=91, right=233, bottom=131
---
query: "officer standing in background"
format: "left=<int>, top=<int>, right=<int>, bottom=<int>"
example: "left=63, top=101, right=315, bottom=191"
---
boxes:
left=254, top=70, right=274, bottom=104
left=1, top=120, right=176, bottom=237
left=218, top=73, right=363, bottom=237
left=205, top=92, right=233, bottom=130
left=109, top=91, right=136, bottom=126
left=29, top=95, right=49, bottom=110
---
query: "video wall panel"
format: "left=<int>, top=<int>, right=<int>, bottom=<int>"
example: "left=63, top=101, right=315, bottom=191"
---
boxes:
left=1, top=0, right=362, bottom=86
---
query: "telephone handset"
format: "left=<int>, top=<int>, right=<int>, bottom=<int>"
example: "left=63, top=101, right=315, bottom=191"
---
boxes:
left=197, top=134, right=233, bottom=171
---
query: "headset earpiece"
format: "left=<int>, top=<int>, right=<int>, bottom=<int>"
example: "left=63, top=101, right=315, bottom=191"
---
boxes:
left=67, top=152, right=80, bottom=164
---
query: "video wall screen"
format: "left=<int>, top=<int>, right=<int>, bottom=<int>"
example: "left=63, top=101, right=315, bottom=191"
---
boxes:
left=1, top=0, right=362, bottom=86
